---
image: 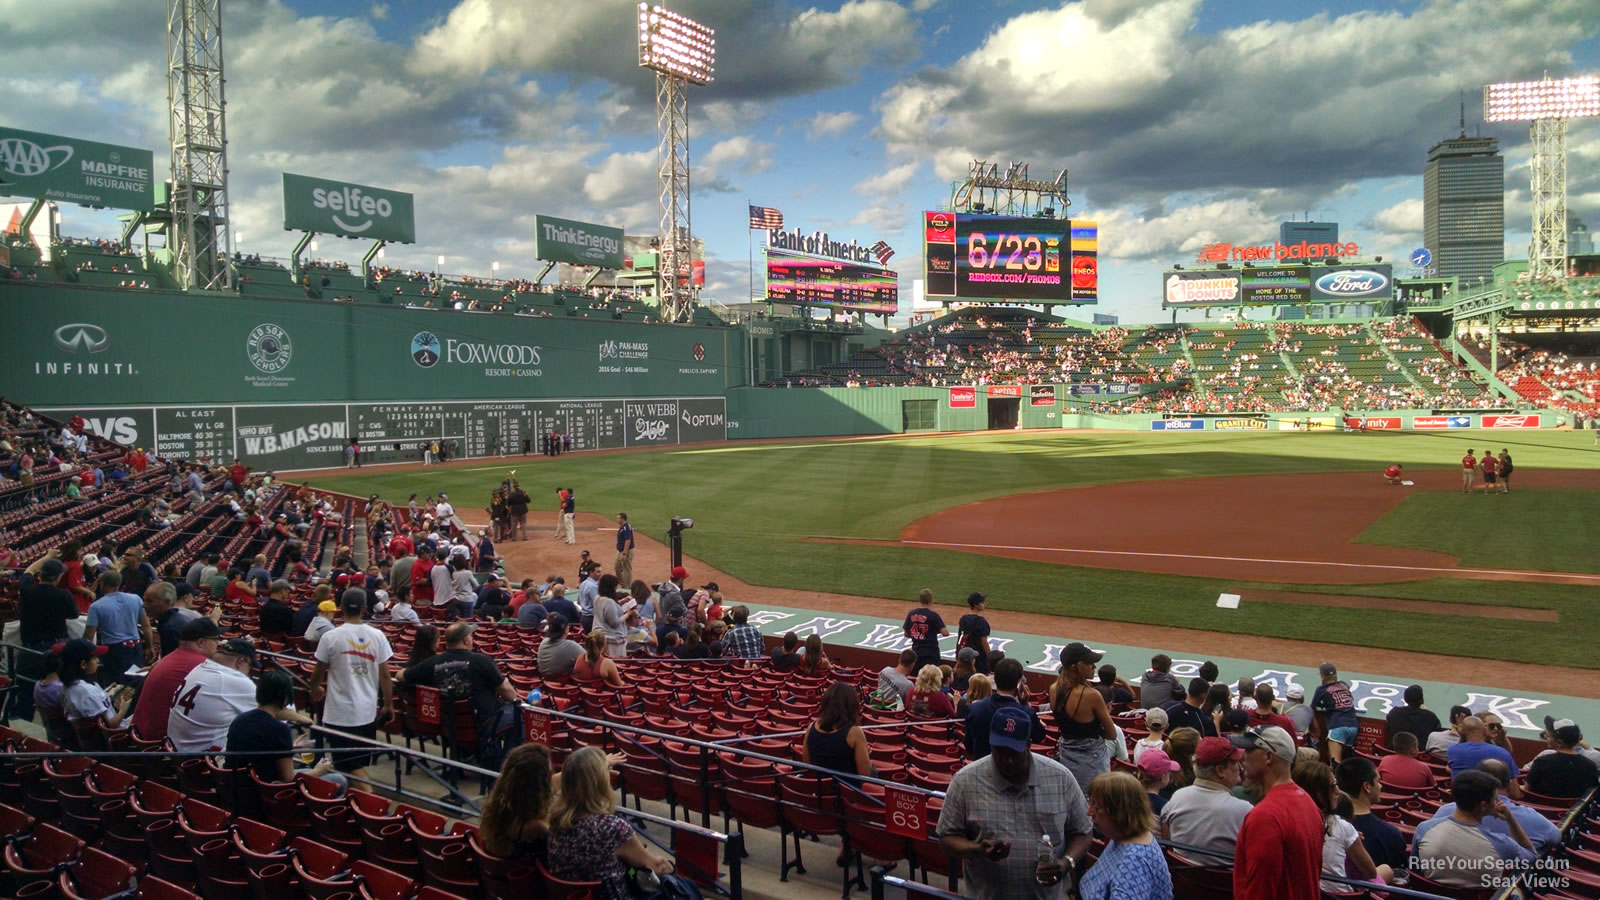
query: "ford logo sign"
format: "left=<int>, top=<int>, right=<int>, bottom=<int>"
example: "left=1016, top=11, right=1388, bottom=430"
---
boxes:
left=1315, top=269, right=1389, bottom=297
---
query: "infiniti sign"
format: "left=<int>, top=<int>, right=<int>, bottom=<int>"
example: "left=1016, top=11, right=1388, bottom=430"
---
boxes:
left=53, top=323, right=109, bottom=354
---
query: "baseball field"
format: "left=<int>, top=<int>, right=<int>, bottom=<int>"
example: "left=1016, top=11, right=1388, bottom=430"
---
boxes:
left=305, top=427, right=1599, bottom=672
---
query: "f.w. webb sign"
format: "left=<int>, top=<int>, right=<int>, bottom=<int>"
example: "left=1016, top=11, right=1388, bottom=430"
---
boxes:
left=281, top=172, right=416, bottom=243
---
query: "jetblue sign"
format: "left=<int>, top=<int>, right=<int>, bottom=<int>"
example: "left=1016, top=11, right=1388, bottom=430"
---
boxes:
left=1310, top=264, right=1392, bottom=301
left=1151, top=419, right=1205, bottom=431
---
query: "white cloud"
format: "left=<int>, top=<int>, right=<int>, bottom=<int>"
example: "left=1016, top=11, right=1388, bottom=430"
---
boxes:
left=370, top=3, right=389, bottom=20
left=850, top=204, right=907, bottom=232
left=702, top=136, right=775, bottom=175
left=854, top=162, right=921, bottom=197
left=807, top=110, right=860, bottom=139
left=1374, top=198, right=1423, bottom=234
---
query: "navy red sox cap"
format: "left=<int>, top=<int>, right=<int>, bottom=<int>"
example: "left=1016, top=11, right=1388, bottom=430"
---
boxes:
left=990, top=705, right=1032, bottom=753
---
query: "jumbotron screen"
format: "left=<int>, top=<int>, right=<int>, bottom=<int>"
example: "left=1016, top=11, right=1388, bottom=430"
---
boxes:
left=765, top=249, right=899, bottom=313
left=923, top=212, right=1096, bottom=303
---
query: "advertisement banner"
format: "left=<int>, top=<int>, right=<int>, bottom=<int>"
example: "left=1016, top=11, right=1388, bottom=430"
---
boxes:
left=1151, top=419, right=1204, bottom=431
left=1240, top=266, right=1310, bottom=304
left=1070, top=220, right=1098, bottom=302
left=281, top=172, right=416, bottom=243
left=1309, top=264, right=1393, bottom=302
left=1481, top=414, right=1541, bottom=429
left=534, top=214, right=624, bottom=269
left=1413, top=415, right=1472, bottom=429
left=948, top=386, right=976, bottom=408
left=1164, top=271, right=1241, bottom=306
left=1068, top=384, right=1100, bottom=396
left=677, top=397, right=728, bottom=443
left=1214, top=418, right=1268, bottom=431
left=1348, top=416, right=1403, bottom=430
left=1277, top=417, right=1337, bottom=432
left=0, top=126, right=155, bottom=211
left=233, top=404, right=349, bottom=471
left=1030, top=385, right=1056, bottom=407
left=624, top=400, right=679, bottom=448
left=986, top=384, right=1023, bottom=397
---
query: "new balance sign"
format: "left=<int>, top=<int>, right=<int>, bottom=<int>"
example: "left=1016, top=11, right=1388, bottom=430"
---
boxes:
left=0, top=126, right=154, bottom=211
left=282, top=172, right=416, bottom=243
left=1482, top=414, right=1540, bottom=429
left=1151, top=419, right=1204, bottom=431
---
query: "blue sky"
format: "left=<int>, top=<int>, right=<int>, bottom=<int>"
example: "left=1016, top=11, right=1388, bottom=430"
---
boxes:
left=4, top=0, right=1600, bottom=324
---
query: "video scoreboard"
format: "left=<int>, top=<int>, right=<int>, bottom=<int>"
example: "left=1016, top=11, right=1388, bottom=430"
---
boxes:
left=765, top=249, right=898, bottom=313
left=923, top=212, right=1098, bottom=303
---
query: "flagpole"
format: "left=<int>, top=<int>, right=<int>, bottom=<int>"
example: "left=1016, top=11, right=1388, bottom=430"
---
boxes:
left=747, top=199, right=754, bottom=305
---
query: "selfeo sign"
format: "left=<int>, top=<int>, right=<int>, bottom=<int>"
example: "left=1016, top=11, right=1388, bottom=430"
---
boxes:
left=0, top=126, right=154, bottom=211
left=281, top=172, right=416, bottom=243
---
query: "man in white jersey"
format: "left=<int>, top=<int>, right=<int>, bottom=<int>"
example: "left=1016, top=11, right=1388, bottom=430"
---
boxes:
left=167, top=638, right=262, bottom=752
left=428, top=555, right=454, bottom=614
left=435, top=493, right=466, bottom=538
left=309, top=589, right=393, bottom=791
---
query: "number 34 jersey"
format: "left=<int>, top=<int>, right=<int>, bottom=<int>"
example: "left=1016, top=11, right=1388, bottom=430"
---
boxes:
left=167, top=659, right=259, bottom=753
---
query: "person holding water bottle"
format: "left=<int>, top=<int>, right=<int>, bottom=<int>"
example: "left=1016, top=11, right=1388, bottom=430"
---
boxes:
left=937, top=705, right=1093, bottom=899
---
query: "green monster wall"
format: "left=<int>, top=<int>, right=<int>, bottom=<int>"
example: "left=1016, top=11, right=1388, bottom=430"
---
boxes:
left=2, top=285, right=741, bottom=469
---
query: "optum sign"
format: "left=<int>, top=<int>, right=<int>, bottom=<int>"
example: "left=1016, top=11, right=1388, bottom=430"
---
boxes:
left=281, top=172, right=416, bottom=243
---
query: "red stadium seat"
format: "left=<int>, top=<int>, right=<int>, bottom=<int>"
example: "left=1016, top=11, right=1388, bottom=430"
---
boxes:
left=536, top=860, right=604, bottom=900
left=351, top=859, right=418, bottom=900
left=58, top=846, right=136, bottom=900
left=469, top=833, right=538, bottom=900
left=4, top=822, right=85, bottom=891
left=135, top=876, right=203, bottom=900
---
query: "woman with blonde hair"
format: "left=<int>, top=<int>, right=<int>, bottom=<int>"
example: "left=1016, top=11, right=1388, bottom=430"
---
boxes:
left=573, top=630, right=625, bottom=687
left=956, top=673, right=991, bottom=718
left=547, top=747, right=674, bottom=894
left=478, top=744, right=554, bottom=859
left=905, top=664, right=955, bottom=718
left=1076, top=771, right=1173, bottom=899
left=1164, top=726, right=1201, bottom=793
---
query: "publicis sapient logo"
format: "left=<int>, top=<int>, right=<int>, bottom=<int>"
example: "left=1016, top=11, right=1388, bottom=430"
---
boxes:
left=1314, top=269, right=1389, bottom=298
left=53, top=323, right=109, bottom=354
left=246, top=323, right=293, bottom=374
left=0, top=137, right=74, bottom=178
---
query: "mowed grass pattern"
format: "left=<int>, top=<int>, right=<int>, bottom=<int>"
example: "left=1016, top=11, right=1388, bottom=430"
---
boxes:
left=309, top=429, right=1600, bottom=668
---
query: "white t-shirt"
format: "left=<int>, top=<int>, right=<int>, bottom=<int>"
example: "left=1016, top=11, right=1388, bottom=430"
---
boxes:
left=429, top=564, right=453, bottom=608
left=314, top=623, right=394, bottom=727
left=436, top=501, right=455, bottom=520
left=389, top=601, right=420, bottom=624
left=63, top=680, right=114, bottom=723
left=1133, top=737, right=1166, bottom=764
left=1321, top=816, right=1360, bottom=893
left=166, top=659, right=258, bottom=752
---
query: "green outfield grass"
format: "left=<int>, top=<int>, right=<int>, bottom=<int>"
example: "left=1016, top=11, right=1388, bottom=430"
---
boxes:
left=307, top=429, right=1600, bottom=668
left=1356, top=488, right=1600, bottom=574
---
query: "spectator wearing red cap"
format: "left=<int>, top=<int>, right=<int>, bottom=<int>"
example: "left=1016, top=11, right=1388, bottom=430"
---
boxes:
left=1234, top=726, right=1324, bottom=900
left=1160, top=736, right=1252, bottom=865
left=1136, top=748, right=1180, bottom=813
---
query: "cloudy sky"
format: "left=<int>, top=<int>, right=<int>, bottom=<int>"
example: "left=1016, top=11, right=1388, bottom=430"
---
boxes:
left=4, top=0, right=1600, bottom=323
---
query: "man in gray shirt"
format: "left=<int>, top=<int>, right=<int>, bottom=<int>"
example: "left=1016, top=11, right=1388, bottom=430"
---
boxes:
left=1160, top=736, right=1254, bottom=865
left=576, top=572, right=600, bottom=630
left=536, top=614, right=583, bottom=678
left=937, top=706, right=1093, bottom=899
left=876, top=649, right=917, bottom=703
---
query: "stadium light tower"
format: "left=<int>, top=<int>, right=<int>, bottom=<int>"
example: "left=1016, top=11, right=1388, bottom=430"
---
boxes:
left=166, top=0, right=234, bottom=290
left=638, top=3, right=714, bottom=323
left=1484, top=75, right=1600, bottom=280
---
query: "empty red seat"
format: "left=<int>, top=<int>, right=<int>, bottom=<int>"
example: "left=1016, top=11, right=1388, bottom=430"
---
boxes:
left=4, top=822, right=85, bottom=889
left=58, top=846, right=136, bottom=900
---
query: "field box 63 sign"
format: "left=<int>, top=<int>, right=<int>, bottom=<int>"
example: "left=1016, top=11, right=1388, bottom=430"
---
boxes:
left=0, top=126, right=154, bottom=211
left=282, top=172, right=416, bottom=243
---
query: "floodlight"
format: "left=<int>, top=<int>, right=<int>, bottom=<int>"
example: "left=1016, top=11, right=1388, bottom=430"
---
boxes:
left=1483, top=75, right=1600, bottom=122
left=638, top=3, right=715, bottom=85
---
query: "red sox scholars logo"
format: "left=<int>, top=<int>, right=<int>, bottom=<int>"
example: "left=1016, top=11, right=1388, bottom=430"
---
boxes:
left=692, top=343, right=706, bottom=362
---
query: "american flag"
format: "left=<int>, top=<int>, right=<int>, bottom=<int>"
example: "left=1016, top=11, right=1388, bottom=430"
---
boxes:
left=870, top=240, right=895, bottom=265
left=748, top=205, right=784, bottom=230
